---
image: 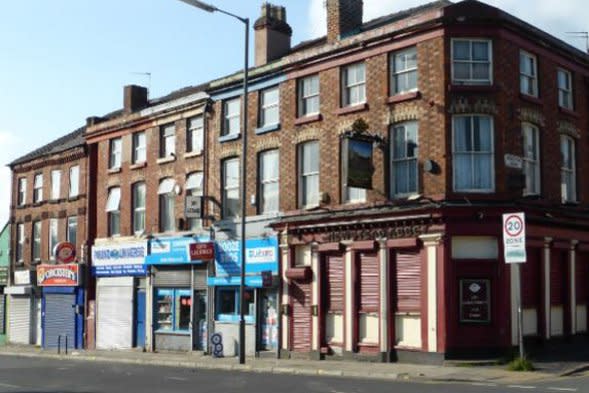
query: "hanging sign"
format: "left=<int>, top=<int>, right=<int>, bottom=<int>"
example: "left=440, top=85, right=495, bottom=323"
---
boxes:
left=54, top=242, right=76, bottom=264
left=187, top=242, right=215, bottom=261
left=502, top=212, right=527, bottom=264
left=37, top=264, right=80, bottom=286
left=342, top=136, right=374, bottom=189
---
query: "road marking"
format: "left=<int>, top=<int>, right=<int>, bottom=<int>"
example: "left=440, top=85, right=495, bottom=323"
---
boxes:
left=508, top=385, right=536, bottom=389
left=472, top=382, right=498, bottom=387
left=0, top=382, right=21, bottom=389
left=165, top=376, right=188, bottom=381
left=547, top=388, right=577, bottom=392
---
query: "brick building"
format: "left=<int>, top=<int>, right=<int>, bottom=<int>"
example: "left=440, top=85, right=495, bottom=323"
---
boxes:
left=7, top=127, right=88, bottom=349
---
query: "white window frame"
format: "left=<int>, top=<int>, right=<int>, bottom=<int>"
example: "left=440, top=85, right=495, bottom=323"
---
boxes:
left=222, top=158, right=240, bottom=219
left=132, top=132, right=146, bottom=164
left=298, top=141, right=320, bottom=208
left=341, top=62, right=366, bottom=107
left=67, top=216, right=77, bottom=248
left=298, top=75, right=320, bottom=117
left=557, top=68, right=573, bottom=110
left=259, top=150, right=280, bottom=214
left=49, top=218, right=58, bottom=261
left=106, top=187, right=121, bottom=237
left=186, top=172, right=204, bottom=231
left=452, top=115, right=495, bottom=193
left=158, top=178, right=176, bottom=232
left=519, top=50, right=538, bottom=97
left=391, top=121, right=419, bottom=198
left=132, top=182, right=146, bottom=235
left=160, top=124, right=176, bottom=158
left=259, top=86, right=280, bottom=128
left=522, top=123, right=541, bottom=196
left=18, top=178, right=27, bottom=206
left=391, top=46, right=418, bottom=95
left=223, top=98, right=241, bottom=137
left=451, top=38, right=493, bottom=85
left=109, top=137, right=122, bottom=169
left=32, top=221, right=41, bottom=262
left=69, top=165, right=80, bottom=198
left=51, top=170, right=61, bottom=200
left=33, top=173, right=43, bottom=203
left=187, top=116, right=204, bottom=154
left=560, top=135, right=576, bottom=203
left=16, top=223, right=24, bottom=263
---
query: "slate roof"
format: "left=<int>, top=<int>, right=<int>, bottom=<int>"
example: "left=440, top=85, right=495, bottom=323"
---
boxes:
left=9, top=126, right=86, bottom=167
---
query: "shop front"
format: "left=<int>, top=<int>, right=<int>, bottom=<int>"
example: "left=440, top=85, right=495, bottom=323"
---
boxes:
left=0, top=266, right=8, bottom=345
left=37, top=264, right=84, bottom=349
left=146, top=236, right=213, bottom=352
left=5, top=269, right=40, bottom=345
left=91, top=240, right=148, bottom=350
left=208, top=236, right=279, bottom=356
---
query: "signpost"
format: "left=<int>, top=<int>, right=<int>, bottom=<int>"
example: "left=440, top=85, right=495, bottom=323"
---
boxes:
left=502, top=212, right=526, bottom=359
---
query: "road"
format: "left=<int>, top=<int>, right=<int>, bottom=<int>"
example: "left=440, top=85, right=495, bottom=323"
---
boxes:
left=0, top=355, right=587, bottom=393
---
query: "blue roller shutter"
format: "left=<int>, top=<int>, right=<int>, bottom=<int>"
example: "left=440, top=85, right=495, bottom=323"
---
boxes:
left=43, top=293, right=76, bottom=349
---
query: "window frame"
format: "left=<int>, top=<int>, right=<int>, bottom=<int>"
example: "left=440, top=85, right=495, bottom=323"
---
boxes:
left=132, top=182, right=146, bottom=235
left=258, top=149, right=280, bottom=214
left=67, top=216, right=77, bottom=249
left=519, top=50, right=538, bottom=97
left=186, top=172, right=204, bottom=231
left=106, top=187, right=121, bottom=237
left=33, top=173, right=43, bottom=203
left=222, top=98, right=241, bottom=137
left=186, top=115, right=204, bottom=154
left=452, top=114, right=495, bottom=193
left=69, top=165, right=80, bottom=198
left=451, top=38, right=493, bottom=85
left=222, top=158, right=240, bottom=219
left=215, top=287, right=255, bottom=323
left=49, top=218, right=58, bottom=261
left=109, top=137, right=122, bottom=169
left=557, top=68, right=573, bottom=110
left=158, top=178, right=176, bottom=233
left=390, top=46, right=418, bottom=95
left=298, top=74, right=320, bottom=117
left=16, top=223, right=24, bottom=263
left=560, top=135, right=576, bottom=203
left=391, top=121, right=419, bottom=198
left=341, top=62, right=366, bottom=107
left=155, top=288, right=192, bottom=332
left=160, top=124, right=176, bottom=158
left=32, top=220, right=41, bottom=262
left=298, top=141, right=320, bottom=209
left=259, top=86, right=280, bottom=128
left=51, top=170, right=61, bottom=200
left=17, top=177, right=27, bottom=206
left=132, top=132, right=146, bottom=164
left=522, top=123, right=541, bottom=196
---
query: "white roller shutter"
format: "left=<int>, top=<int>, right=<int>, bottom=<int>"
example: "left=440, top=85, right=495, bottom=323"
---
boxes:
left=9, top=296, right=31, bottom=344
left=96, top=277, right=133, bottom=349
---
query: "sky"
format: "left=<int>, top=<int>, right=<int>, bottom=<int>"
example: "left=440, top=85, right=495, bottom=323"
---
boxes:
left=0, top=0, right=587, bottom=226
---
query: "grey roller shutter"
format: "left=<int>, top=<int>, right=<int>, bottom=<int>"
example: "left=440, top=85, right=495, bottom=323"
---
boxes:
left=43, top=294, right=76, bottom=349
left=9, top=296, right=31, bottom=344
left=96, top=278, right=133, bottom=349
left=0, top=295, right=5, bottom=334
left=193, top=267, right=207, bottom=290
left=154, top=266, right=191, bottom=287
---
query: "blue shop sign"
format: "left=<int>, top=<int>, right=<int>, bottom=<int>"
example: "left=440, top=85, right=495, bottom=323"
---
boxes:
left=207, top=237, right=278, bottom=288
left=91, top=242, right=147, bottom=277
left=146, top=236, right=210, bottom=265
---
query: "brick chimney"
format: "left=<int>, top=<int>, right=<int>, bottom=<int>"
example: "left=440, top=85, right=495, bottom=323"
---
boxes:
left=123, top=85, right=148, bottom=114
left=254, top=3, right=292, bottom=67
left=326, top=0, right=363, bottom=43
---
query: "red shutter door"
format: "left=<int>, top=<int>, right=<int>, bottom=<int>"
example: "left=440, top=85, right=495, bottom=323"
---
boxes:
left=325, top=254, right=344, bottom=312
left=576, top=253, right=588, bottom=304
left=290, top=281, right=312, bottom=352
left=395, top=250, right=421, bottom=312
left=551, top=251, right=565, bottom=306
left=522, top=248, right=541, bottom=308
left=359, top=252, right=379, bottom=311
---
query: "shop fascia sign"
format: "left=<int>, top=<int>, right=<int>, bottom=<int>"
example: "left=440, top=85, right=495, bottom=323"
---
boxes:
left=91, top=241, right=148, bottom=277
left=13, top=269, right=32, bottom=286
left=37, top=264, right=80, bottom=287
left=145, top=236, right=211, bottom=265
left=208, top=237, right=279, bottom=287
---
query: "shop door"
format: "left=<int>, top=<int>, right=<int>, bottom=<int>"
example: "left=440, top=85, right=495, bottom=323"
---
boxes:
left=259, top=289, right=278, bottom=351
left=290, top=280, right=311, bottom=352
left=134, top=289, right=146, bottom=348
left=97, top=278, right=133, bottom=349
left=323, top=254, right=344, bottom=350
left=0, top=295, right=5, bottom=336
left=192, top=290, right=207, bottom=351
left=43, top=293, right=76, bottom=349
left=9, top=296, right=31, bottom=344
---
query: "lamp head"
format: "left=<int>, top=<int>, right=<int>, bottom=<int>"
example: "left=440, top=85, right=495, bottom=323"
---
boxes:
left=178, top=0, right=217, bottom=13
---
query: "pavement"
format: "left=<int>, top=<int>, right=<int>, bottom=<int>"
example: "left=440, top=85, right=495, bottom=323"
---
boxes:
left=0, top=344, right=580, bottom=386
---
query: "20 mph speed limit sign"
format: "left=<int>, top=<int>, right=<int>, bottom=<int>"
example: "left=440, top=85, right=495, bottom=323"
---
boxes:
left=502, top=212, right=526, bottom=264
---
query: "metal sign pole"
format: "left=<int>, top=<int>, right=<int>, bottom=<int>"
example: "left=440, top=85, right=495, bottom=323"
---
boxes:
left=517, top=263, right=525, bottom=359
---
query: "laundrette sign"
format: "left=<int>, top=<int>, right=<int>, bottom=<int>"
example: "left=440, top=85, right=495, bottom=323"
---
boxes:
left=91, top=242, right=147, bottom=277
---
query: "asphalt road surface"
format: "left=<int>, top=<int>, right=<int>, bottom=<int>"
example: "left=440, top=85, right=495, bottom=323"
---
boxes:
left=0, top=355, right=587, bottom=393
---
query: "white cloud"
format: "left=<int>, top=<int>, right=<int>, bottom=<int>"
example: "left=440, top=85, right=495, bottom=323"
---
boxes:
left=307, top=0, right=589, bottom=51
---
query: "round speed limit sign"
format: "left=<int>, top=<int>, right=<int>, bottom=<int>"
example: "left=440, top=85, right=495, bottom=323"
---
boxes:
left=504, top=214, right=524, bottom=237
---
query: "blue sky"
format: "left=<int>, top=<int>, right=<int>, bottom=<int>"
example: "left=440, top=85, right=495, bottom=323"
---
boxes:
left=1, top=0, right=587, bottom=226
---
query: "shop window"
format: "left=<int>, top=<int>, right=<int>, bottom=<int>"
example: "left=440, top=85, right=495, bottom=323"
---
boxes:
left=215, top=287, right=254, bottom=323
left=155, top=288, right=191, bottom=332
left=451, top=236, right=498, bottom=259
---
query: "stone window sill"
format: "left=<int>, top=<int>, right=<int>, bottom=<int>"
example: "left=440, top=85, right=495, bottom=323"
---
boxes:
left=255, top=123, right=281, bottom=135
left=558, top=106, right=579, bottom=118
left=130, top=161, right=147, bottom=170
left=519, top=93, right=543, bottom=106
left=294, top=114, right=322, bottom=126
left=334, top=102, right=368, bottom=116
left=157, top=156, right=176, bottom=165
left=448, top=84, right=497, bottom=93
left=184, top=151, right=203, bottom=159
left=387, top=91, right=420, bottom=104
left=108, top=167, right=122, bottom=174
left=219, top=133, right=240, bottom=143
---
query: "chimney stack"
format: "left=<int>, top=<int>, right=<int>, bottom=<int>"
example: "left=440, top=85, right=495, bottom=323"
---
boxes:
left=124, top=85, right=148, bottom=114
left=326, top=0, right=363, bottom=43
left=254, top=3, right=292, bottom=67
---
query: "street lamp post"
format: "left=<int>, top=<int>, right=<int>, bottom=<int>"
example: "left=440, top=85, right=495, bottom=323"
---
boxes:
left=177, top=0, right=250, bottom=365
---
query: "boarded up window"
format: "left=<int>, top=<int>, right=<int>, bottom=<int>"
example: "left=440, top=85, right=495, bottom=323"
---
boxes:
left=395, top=250, right=421, bottom=312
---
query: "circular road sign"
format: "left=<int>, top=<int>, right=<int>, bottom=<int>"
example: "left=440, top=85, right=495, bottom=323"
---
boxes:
left=504, top=214, right=524, bottom=237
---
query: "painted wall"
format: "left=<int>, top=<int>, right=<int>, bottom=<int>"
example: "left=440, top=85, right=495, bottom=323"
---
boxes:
left=0, top=223, right=9, bottom=267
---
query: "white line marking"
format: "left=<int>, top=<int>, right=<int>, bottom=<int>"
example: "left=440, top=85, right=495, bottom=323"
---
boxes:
left=0, top=382, right=21, bottom=388
left=166, top=376, right=188, bottom=381
left=547, top=388, right=577, bottom=392
left=508, top=385, right=536, bottom=389
left=472, top=382, right=498, bottom=387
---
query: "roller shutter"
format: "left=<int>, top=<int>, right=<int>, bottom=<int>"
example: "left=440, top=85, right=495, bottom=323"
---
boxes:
left=290, top=281, right=311, bottom=352
left=325, top=255, right=344, bottom=312
left=154, top=266, right=191, bottom=287
left=8, top=296, right=31, bottom=344
left=96, top=277, right=133, bottom=349
left=395, top=250, right=421, bottom=312
left=359, top=252, right=379, bottom=311
left=43, top=293, right=76, bottom=349
left=0, top=295, right=5, bottom=335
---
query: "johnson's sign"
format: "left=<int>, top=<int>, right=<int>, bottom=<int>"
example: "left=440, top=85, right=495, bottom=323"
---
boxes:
left=37, top=264, right=80, bottom=286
